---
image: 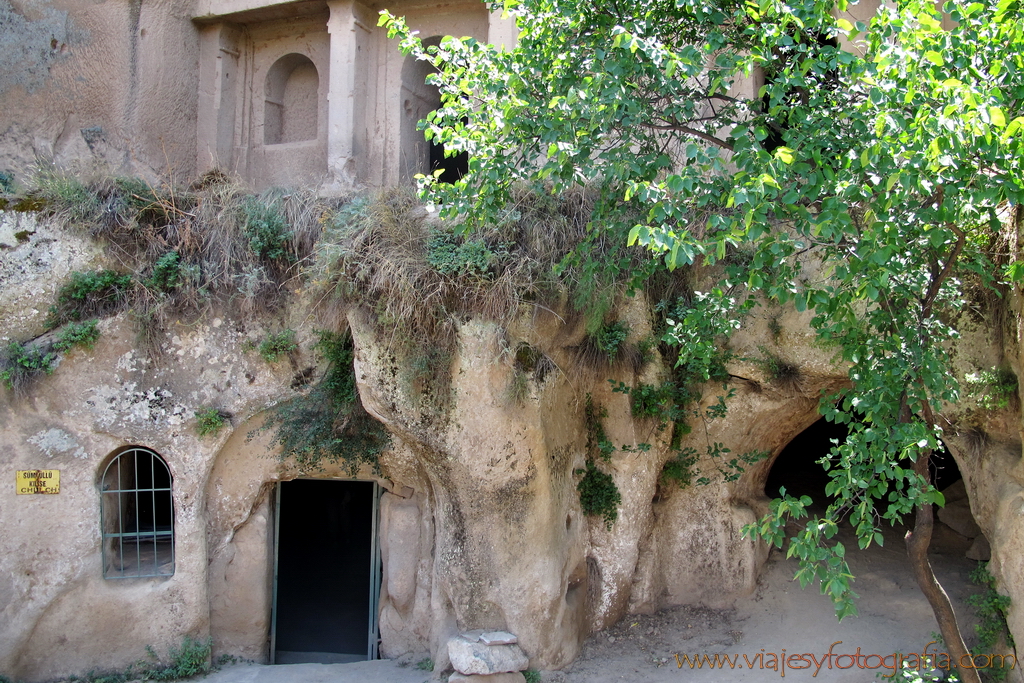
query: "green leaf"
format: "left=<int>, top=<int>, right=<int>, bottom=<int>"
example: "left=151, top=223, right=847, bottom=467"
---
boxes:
left=773, top=146, right=795, bottom=164
left=989, top=106, right=1007, bottom=128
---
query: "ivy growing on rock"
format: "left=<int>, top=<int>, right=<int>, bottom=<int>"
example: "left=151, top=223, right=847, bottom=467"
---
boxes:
left=262, top=330, right=390, bottom=473
left=574, top=395, right=621, bottom=528
left=575, top=460, right=620, bottom=529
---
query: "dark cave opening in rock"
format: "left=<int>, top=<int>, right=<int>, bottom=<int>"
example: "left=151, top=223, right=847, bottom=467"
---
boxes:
left=761, top=415, right=989, bottom=607
left=765, top=417, right=966, bottom=523
left=765, top=417, right=849, bottom=510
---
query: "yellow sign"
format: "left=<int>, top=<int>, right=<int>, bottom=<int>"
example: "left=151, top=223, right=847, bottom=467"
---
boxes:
left=16, top=470, right=60, bottom=495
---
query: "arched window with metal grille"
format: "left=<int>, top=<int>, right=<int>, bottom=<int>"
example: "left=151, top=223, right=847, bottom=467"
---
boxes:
left=99, top=447, right=175, bottom=578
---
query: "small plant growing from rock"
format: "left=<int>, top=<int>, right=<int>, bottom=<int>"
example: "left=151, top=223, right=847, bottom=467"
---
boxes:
left=967, top=562, right=1014, bottom=671
left=426, top=230, right=500, bottom=279
left=594, top=320, right=629, bottom=358
left=48, top=269, right=134, bottom=327
left=414, top=658, right=433, bottom=671
left=627, top=382, right=673, bottom=420
left=56, top=636, right=212, bottom=683
left=246, top=329, right=298, bottom=363
left=54, top=320, right=101, bottom=352
left=260, top=330, right=391, bottom=473
left=1, top=341, right=57, bottom=391
left=659, top=447, right=700, bottom=489
left=239, top=193, right=293, bottom=263
left=523, top=670, right=542, bottom=683
left=195, top=408, right=229, bottom=437
left=146, top=251, right=183, bottom=293
left=754, top=347, right=801, bottom=388
left=575, top=460, right=621, bottom=529
left=146, top=636, right=213, bottom=680
left=502, top=342, right=553, bottom=405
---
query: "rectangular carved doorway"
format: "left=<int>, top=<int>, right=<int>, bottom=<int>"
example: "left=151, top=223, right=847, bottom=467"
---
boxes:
left=271, top=479, right=381, bottom=664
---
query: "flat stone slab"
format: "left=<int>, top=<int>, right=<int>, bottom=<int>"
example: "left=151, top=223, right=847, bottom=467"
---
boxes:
left=477, top=631, right=518, bottom=646
left=448, top=636, right=529, bottom=675
left=450, top=673, right=526, bottom=683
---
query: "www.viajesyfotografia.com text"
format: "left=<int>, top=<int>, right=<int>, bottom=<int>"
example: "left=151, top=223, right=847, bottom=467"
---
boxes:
left=673, top=641, right=1017, bottom=678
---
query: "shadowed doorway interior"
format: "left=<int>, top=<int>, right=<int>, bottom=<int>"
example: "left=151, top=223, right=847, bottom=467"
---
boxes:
left=272, top=479, right=380, bottom=664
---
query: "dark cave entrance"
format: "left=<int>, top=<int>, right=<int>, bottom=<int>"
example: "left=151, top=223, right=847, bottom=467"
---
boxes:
left=765, top=417, right=965, bottom=517
left=271, top=479, right=381, bottom=664
left=765, top=418, right=848, bottom=511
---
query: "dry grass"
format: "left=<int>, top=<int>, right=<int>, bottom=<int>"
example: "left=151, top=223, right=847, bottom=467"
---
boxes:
left=29, top=167, right=661, bottom=383
left=33, top=168, right=338, bottom=331
left=311, top=185, right=652, bottom=347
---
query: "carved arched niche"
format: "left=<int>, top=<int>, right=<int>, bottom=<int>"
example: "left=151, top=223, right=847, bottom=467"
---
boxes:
left=264, top=53, right=319, bottom=145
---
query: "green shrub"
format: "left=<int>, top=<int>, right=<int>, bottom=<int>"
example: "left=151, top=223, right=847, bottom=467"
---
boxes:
left=240, top=194, right=293, bottom=262
left=195, top=408, right=229, bottom=437
left=426, top=230, right=499, bottom=278
left=248, top=329, right=297, bottom=363
left=584, top=396, right=616, bottom=461
left=54, top=320, right=101, bottom=353
left=964, top=368, right=1018, bottom=411
left=659, top=447, right=699, bottom=488
left=262, top=330, right=390, bottom=473
left=593, top=320, right=629, bottom=358
left=576, top=460, right=620, bottom=529
left=968, top=563, right=1014, bottom=653
left=0, top=171, right=14, bottom=193
left=48, top=270, right=134, bottom=327
left=147, top=636, right=212, bottom=680
left=523, top=670, right=542, bottom=683
left=414, top=658, right=434, bottom=672
left=629, top=382, right=672, bottom=419
left=146, top=251, right=183, bottom=293
left=1, top=341, right=57, bottom=391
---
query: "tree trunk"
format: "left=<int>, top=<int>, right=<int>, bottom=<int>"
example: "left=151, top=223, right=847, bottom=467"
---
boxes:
left=906, top=451, right=982, bottom=683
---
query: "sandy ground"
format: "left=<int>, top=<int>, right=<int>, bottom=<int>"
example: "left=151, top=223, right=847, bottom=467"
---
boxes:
left=203, top=517, right=1016, bottom=683
left=555, top=520, right=985, bottom=683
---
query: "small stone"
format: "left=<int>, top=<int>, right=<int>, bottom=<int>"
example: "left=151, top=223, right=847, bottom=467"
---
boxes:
left=937, top=500, right=982, bottom=538
left=448, top=636, right=529, bottom=675
left=941, top=479, right=968, bottom=504
left=449, top=673, right=527, bottom=683
left=967, top=534, right=991, bottom=561
left=607, top=636, right=616, bottom=644
left=479, top=631, right=518, bottom=645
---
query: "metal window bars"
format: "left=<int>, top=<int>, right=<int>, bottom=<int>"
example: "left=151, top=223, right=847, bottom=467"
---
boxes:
left=100, top=447, right=175, bottom=579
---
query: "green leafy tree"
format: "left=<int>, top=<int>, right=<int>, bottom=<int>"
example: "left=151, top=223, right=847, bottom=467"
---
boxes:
left=382, top=0, right=1024, bottom=678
